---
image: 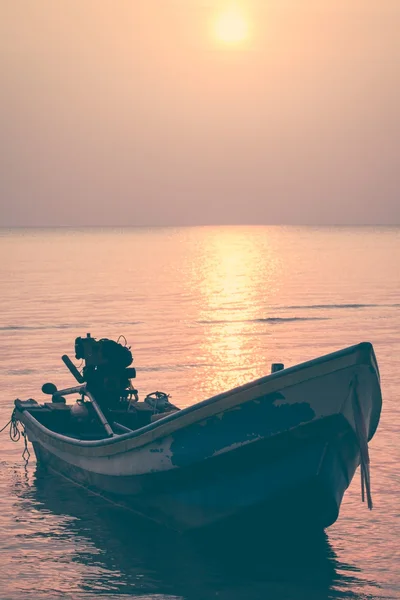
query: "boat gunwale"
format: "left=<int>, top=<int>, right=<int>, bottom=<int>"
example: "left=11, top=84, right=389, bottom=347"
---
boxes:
left=17, top=342, right=379, bottom=455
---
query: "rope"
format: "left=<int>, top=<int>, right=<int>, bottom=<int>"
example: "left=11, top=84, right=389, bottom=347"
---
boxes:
left=0, top=417, right=12, bottom=435
left=1, top=408, right=30, bottom=463
left=145, top=391, right=170, bottom=414
left=351, top=376, right=373, bottom=510
left=22, top=428, right=31, bottom=463
left=0, top=409, right=20, bottom=442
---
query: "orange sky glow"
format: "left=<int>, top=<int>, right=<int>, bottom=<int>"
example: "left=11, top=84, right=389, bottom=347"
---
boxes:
left=0, top=0, right=399, bottom=226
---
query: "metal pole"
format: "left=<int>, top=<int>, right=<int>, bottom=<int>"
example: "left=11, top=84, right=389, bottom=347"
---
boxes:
left=61, top=355, right=84, bottom=383
left=52, top=384, right=86, bottom=397
left=85, top=390, right=114, bottom=438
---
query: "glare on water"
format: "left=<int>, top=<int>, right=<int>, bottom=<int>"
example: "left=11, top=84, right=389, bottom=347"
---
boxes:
left=0, top=226, right=399, bottom=600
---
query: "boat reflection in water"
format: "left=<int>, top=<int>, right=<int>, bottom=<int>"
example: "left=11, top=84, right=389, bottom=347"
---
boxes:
left=12, top=466, right=381, bottom=600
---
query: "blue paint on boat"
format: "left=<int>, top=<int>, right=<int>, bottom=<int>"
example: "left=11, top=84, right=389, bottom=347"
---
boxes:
left=170, top=440, right=324, bottom=511
left=170, top=392, right=315, bottom=468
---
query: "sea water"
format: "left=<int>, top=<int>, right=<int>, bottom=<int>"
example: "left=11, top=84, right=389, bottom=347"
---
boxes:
left=0, top=226, right=399, bottom=599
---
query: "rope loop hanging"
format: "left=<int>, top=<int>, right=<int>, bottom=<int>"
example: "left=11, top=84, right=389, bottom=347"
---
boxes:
left=0, top=408, right=30, bottom=463
left=351, top=376, right=373, bottom=510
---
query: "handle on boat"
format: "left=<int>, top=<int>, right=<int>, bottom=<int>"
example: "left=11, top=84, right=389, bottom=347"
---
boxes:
left=271, top=363, right=284, bottom=373
left=85, top=390, right=114, bottom=438
left=62, top=354, right=84, bottom=384
left=51, top=384, right=86, bottom=397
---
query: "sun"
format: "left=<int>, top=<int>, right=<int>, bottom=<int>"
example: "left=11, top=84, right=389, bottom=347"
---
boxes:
left=212, top=5, right=250, bottom=46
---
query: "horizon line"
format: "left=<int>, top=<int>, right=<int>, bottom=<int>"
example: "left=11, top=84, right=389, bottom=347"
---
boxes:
left=1, top=223, right=400, bottom=230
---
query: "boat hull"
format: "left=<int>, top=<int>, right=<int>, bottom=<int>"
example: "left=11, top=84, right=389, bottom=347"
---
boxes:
left=18, top=342, right=382, bottom=532
left=31, top=416, right=358, bottom=532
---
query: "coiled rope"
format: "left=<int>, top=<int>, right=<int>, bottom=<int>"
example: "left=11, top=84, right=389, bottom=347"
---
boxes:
left=351, top=376, right=373, bottom=509
left=0, top=408, right=30, bottom=463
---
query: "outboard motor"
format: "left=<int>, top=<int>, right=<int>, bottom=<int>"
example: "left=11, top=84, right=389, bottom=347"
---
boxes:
left=74, top=333, right=136, bottom=410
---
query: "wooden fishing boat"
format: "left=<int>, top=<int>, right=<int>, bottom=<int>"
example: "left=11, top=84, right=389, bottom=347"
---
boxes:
left=13, top=335, right=382, bottom=533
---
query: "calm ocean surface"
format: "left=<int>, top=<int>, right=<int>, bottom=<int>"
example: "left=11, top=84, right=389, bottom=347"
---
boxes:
left=0, top=226, right=399, bottom=600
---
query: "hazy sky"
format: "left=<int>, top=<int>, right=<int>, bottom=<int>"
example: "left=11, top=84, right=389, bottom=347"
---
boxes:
left=1, top=1, right=399, bottom=226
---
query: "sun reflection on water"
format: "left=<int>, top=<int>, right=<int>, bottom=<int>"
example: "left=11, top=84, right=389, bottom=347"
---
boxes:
left=192, top=227, right=281, bottom=393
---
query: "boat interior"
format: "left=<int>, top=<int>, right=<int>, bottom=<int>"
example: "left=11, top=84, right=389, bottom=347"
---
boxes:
left=16, top=398, right=180, bottom=440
